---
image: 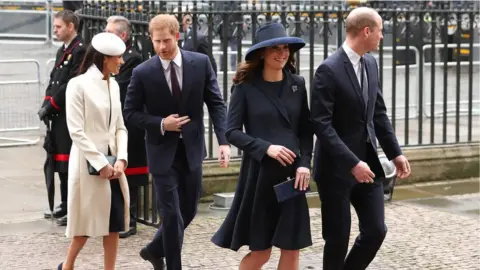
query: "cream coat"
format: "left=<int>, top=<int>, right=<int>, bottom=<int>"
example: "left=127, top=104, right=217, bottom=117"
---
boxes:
left=65, top=65, right=130, bottom=238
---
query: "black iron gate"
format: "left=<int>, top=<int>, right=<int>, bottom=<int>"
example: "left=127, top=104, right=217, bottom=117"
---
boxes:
left=78, top=0, right=480, bottom=227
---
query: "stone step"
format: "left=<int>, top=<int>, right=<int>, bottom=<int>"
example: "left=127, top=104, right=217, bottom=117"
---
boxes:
left=210, top=192, right=235, bottom=210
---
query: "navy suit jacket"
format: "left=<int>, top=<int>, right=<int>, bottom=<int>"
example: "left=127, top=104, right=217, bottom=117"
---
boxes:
left=123, top=50, right=228, bottom=175
left=311, top=47, right=402, bottom=183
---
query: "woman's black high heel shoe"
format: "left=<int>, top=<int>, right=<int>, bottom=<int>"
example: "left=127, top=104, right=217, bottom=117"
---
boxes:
left=57, top=262, right=63, bottom=270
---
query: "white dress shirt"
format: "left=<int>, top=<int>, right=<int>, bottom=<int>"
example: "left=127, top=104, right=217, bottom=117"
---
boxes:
left=159, top=51, right=183, bottom=136
left=342, top=42, right=364, bottom=86
left=342, top=42, right=369, bottom=107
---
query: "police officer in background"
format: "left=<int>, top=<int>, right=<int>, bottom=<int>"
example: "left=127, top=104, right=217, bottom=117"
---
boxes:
left=181, top=14, right=218, bottom=75
left=105, top=15, right=147, bottom=238
left=38, top=10, right=85, bottom=226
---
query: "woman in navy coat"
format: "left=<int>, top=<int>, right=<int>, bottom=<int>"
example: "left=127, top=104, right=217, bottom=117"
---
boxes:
left=212, top=23, right=313, bottom=270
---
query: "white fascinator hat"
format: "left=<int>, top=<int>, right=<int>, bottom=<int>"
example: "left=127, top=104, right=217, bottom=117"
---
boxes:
left=91, top=32, right=126, bottom=56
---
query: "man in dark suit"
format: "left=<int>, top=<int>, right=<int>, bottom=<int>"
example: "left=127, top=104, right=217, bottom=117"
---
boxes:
left=105, top=15, right=147, bottom=239
left=311, top=7, right=411, bottom=270
left=181, top=14, right=217, bottom=75
left=123, top=14, right=230, bottom=270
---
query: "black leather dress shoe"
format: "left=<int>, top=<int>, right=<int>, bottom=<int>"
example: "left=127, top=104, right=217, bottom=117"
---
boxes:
left=140, top=247, right=165, bottom=270
left=56, top=215, right=67, bottom=226
left=119, top=227, right=137, bottom=238
left=44, top=206, right=67, bottom=219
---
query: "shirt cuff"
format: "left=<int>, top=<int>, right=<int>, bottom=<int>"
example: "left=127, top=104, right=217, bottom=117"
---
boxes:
left=160, top=118, right=165, bottom=135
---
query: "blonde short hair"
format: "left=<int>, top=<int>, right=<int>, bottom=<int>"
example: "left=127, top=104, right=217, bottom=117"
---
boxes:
left=149, top=14, right=179, bottom=35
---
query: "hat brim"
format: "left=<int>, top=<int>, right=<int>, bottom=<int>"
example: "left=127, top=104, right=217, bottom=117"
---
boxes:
left=245, top=36, right=306, bottom=61
left=91, top=33, right=126, bottom=56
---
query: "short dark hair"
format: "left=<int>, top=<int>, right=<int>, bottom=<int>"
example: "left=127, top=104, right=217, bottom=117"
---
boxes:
left=54, top=10, right=80, bottom=31
left=78, top=44, right=106, bottom=75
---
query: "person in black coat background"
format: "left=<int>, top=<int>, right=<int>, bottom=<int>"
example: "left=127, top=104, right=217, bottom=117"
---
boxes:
left=105, top=15, right=147, bottom=239
left=180, top=14, right=218, bottom=75
left=211, top=23, right=313, bottom=270
left=39, top=10, right=85, bottom=226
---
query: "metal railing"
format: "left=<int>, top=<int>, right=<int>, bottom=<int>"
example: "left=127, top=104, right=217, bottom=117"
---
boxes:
left=0, top=2, right=54, bottom=44
left=0, top=59, right=42, bottom=147
left=76, top=0, right=480, bottom=151
left=421, top=43, right=480, bottom=117
left=72, top=1, right=480, bottom=227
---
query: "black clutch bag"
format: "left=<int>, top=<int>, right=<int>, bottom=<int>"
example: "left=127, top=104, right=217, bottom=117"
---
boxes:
left=87, top=155, right=117, bottom=175
left=273, top=177, right=310, bottom=203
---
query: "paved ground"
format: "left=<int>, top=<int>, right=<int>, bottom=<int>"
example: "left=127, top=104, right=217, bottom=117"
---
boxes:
left=1, top=195, right=479, bottom=270
left=0, top=144, right=479, bottom=269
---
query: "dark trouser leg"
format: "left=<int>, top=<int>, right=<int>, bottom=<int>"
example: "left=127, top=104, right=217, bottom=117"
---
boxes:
left=54, top=172, right=69, bottom=225
left=343, top=181, right=387, bottom=270
left=147, top=173, right=183, bottom=269
left=177, top=166, right=202, bottom=230
left=129, top=186, right=138, bottom=228
left=147, top=141, right=201, bottom=270
left=58, top=172, right=68, bottom=210
left=318, top=182, right=353, bottom=270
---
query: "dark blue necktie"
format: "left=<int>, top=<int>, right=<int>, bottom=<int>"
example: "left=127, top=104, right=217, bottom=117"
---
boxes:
left=170, top=61, right=181, bottom=110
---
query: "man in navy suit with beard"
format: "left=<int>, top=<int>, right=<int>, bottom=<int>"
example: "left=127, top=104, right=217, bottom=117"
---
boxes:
left=123, top=14, right=230, bottom=270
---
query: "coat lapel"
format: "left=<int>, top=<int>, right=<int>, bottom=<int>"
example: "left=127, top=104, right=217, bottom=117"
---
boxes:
left=340, top=48, right=366, bottom=110
left=180, top=50, right=194, bottom=114
left=253, top=72, right=291, bottom=125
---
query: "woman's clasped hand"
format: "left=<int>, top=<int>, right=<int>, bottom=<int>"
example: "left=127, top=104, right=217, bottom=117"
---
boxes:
left=99, top=160, right=126, bottom=179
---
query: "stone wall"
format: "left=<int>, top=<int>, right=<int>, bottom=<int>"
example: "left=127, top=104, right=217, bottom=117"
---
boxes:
left=201, top=143, right=480, bottom=198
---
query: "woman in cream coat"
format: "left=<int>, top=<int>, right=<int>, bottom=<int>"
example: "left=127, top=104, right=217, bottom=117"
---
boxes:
left=59, top=32, right=130, bottom=270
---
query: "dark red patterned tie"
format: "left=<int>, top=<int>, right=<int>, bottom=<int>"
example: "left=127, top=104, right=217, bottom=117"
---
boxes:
left=170, top=61, right=181, bottom=110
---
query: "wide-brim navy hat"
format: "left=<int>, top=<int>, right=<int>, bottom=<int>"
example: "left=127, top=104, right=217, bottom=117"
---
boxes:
left=245, top=22, right=306, bottom=61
